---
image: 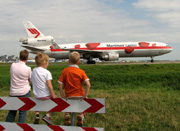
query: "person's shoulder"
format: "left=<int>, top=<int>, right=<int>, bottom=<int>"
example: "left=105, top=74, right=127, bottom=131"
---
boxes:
left=46, top=69, right=51, bottom=73
left=44, top=68, right=52, bottom=75
left=25, top=64, right=31, bottom=69
left=62, top=66, right=71, bottom=71
left=11, top=61, right=19, bottom=65
left=18, top=61, right=30, bottom=68
left=41, top=67, right=49, bottom=72
left=32, top=67, right=38, bottom=73
left=33, top=67, right=43, bottom=72
left=11, top=62, right=16, bottom=66
left=68, top=66, right=83, bottom=71
left=77, top=67, right=86, bottom=73
left=35, top=67, right=51, bottom=74
left=11, top=62, right=22, bottom=68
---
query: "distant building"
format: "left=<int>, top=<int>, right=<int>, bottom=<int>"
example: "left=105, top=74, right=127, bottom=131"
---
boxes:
left=0, top=55, right=19, bottom=63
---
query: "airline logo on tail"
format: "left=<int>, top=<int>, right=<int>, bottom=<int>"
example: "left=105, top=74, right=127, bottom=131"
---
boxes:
left=28, top=28, right=40, bottom=38
left=23, top=21, right=44, bottom=38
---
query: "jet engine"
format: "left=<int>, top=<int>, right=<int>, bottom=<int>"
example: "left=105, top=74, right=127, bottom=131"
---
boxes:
left=100, top=53, right=119, bottom=61
left=19, top=36, right=54, bottom=46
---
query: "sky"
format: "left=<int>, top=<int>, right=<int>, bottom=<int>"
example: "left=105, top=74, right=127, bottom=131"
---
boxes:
left=0, top=0, right=180, bottom=60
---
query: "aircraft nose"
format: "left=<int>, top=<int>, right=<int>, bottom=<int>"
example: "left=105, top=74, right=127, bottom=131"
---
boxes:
left=167, top=46, right=173, bottom=53
left=169, top=46, right=173, bottom=51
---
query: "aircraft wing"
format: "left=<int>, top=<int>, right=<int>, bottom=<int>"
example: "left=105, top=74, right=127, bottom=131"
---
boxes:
left=51, top=42, right=103, bottom=54
left=21, top=45, right=45, bottom=51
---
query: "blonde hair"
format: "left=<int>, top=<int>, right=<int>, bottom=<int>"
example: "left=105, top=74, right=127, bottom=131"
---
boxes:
left=69, top=51, right=80, bottom=64
left=35, top=52, right=49, bottom=66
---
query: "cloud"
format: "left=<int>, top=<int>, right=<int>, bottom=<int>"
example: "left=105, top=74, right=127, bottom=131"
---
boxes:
left=133, top=0, right=180, bottom=11
left=133, top=0, right=180, bottom=28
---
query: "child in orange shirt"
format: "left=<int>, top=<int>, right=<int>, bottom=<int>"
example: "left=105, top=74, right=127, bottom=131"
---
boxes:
left=58, top=51, right=90, bottom=126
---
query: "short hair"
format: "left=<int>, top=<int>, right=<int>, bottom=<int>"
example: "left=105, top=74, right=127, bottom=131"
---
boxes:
left=35, top=52, right=49, bottom=66
left=69, top=51, right=80, bottom=64
left=19, top=50, right=29, bottom=61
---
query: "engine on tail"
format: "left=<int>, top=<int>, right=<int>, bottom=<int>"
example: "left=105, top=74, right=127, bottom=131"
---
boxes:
left=100, top=53, right=119, bottom=61
left=19, top=36, right=54, bottom=46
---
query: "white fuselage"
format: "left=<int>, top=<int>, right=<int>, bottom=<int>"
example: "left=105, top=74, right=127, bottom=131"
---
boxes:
left=42, top=42, right=172, bottom=60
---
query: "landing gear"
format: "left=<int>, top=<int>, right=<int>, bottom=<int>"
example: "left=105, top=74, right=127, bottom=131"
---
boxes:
left=87, top=60, right=96, bottom=64
left=87, top=56, right=96, bottom=64
left=151, top=57, right=154, bottom=63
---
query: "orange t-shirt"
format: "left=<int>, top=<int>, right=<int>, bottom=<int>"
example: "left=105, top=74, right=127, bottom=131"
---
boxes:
left=58, top=66, right=89, bottom=97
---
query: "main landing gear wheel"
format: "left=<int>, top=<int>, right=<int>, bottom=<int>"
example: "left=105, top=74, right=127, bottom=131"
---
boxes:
left=151, top=57, right=154, bottom=63
left=87, top=60, right=96, bottom=64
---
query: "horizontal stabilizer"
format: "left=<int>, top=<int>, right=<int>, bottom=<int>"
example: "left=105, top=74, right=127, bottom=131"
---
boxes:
left=21, top=45, right=45, bottom=52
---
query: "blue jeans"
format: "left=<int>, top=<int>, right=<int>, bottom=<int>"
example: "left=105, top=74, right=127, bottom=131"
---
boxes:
left=6, top=91, right=31, bottom=123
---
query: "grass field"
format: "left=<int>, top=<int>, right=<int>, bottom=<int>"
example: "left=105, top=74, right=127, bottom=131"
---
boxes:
left=0, top=63, right=180, bottom=130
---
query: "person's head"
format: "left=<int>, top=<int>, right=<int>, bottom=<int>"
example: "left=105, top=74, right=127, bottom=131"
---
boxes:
left=35, top=52, right=49, bottom=68
left=69, top=51, right=80, bottom=64
left=19, top=50, right=29, bottom=61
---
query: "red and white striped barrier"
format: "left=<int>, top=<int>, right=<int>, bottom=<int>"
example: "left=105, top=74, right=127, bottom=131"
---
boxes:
left=0, top=122, right=104, bottom=131
left=0, top=97, right=105, bottom=113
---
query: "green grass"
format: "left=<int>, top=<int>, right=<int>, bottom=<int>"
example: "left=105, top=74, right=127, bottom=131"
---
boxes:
left=0, top=63, right=180, bottom=130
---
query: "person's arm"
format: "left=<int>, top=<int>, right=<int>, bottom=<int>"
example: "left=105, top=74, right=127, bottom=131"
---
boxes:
left=28, top=78, right=31, bottom=84
left=47, top=80, right=57, bottom=99
left=28, top=67, right=32, bottom=84
left=82, top=80, right=90, bottom=99
left=58, top=83, right=66, bottom=99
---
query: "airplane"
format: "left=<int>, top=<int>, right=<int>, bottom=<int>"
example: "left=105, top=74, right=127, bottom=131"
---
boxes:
left=19, top=21, right=173, bottom=64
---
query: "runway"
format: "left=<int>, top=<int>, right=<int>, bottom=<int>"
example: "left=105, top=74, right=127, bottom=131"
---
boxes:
left=94, top=61, right=180, bottom=65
